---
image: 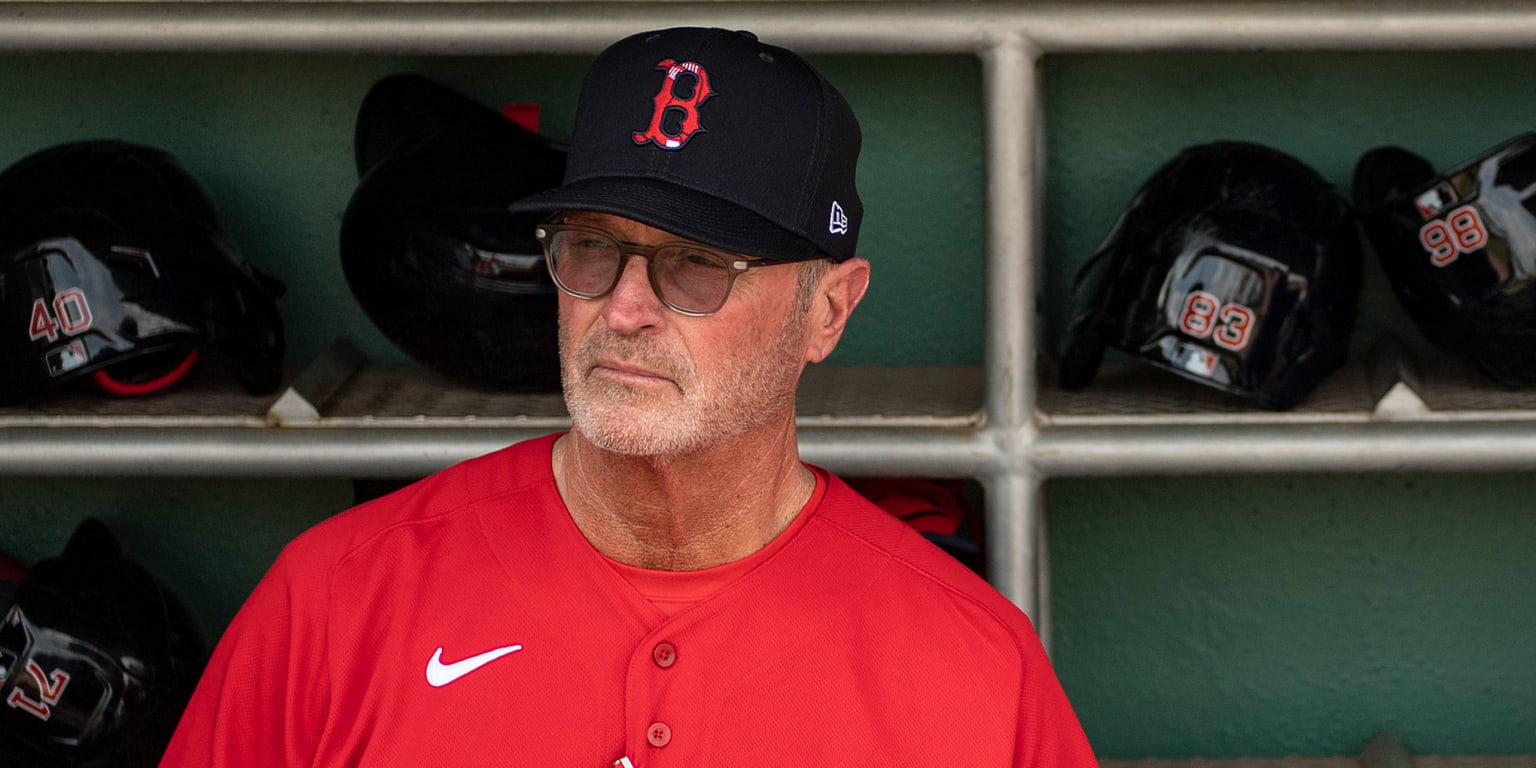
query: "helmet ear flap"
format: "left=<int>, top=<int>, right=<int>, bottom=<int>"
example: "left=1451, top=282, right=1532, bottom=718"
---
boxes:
left=354, top=73, right=514, bottom=179
left=354, top=74, right=442, bottom=177
left=1057, top=332, right=1106, bottom=391
left=1352, top=146, right=1436, bottom=213
left=59, top=517, right=121, bottom=562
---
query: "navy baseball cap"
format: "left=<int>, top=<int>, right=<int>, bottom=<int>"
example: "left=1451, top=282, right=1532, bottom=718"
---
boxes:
left=508, top=27, right=863, bottom=262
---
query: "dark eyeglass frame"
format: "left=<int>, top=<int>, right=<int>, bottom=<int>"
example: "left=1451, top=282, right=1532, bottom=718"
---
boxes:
left=535, top=222, right=793, bottom=316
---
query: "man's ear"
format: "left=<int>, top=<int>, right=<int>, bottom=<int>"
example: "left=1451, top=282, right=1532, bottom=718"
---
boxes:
left=805, top=257, right=871, bottom=364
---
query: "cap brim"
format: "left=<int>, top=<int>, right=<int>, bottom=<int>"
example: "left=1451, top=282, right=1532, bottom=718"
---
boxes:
left=508, top=176, right=818, bottom=262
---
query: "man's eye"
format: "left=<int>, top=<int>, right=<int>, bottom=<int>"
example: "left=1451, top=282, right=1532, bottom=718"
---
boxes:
left=681, top=251, right=722, bottom=268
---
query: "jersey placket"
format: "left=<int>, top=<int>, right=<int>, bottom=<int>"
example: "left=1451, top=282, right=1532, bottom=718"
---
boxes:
left=621, top=623, right=691, bottom=765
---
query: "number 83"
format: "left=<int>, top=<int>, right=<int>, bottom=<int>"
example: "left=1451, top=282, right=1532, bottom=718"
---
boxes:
left=1178, top=290, right=1255, bottom=351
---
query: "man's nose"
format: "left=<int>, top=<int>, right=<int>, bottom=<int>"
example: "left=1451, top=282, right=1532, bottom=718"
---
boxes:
left=601, top=252, right=667, bottom=331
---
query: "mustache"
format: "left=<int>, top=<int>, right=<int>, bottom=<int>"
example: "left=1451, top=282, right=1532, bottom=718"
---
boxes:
left=571, top=330, right=694, bottom=383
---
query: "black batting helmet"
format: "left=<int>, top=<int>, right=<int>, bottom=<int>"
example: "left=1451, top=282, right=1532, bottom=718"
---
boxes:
left=0, top=519, right=205, bottom=767
left=341, top=74, right=567, bottom=390
left=1354, top=133, right=1536, bottom=387
left=1059, top=141, right=1364, bottom=410
left=0, top=141, right=285, bottom=405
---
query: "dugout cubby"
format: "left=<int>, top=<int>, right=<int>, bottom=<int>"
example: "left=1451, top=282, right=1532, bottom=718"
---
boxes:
left=3, top=2, right=1536, bottom=760
left=1, top=0, right=1535, bottom=639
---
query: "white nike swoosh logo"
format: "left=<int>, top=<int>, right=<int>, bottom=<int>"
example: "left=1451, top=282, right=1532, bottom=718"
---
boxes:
left=425, top=644, right=523, bottom=687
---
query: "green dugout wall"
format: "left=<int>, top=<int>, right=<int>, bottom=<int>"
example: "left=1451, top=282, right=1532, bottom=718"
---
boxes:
left=0, top=10, right=1533, bottom=761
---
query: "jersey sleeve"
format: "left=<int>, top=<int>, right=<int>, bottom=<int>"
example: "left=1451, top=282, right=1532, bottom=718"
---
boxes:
left=1014, top=629, right=1098, bottom=768
left=159, top=539, right=334, bottom=768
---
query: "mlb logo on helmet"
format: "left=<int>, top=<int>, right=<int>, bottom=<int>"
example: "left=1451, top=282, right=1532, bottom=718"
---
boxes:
left=45, top=340, right=88, bottom=376
left=1413, top=181, right=1459, bottom=219
left=510, top=27, right=863, bottom=264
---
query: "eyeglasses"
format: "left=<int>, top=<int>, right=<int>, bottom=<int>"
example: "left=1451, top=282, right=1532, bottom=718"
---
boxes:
left=535, top=222, right=795, bottom=316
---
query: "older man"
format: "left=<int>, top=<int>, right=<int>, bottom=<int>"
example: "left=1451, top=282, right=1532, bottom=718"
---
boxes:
left=160, top=26, right=1095, bottom=767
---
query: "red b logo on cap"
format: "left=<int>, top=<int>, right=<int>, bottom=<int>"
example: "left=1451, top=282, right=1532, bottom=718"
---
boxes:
left=633, top=60, right=712, bottom=151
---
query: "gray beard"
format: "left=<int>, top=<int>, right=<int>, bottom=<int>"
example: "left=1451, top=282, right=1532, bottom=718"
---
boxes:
left=559, top=313, right=806, bottom=458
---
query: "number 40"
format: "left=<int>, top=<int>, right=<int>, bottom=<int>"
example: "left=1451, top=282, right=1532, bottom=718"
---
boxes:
left=27, top=288, right=93, bottom=342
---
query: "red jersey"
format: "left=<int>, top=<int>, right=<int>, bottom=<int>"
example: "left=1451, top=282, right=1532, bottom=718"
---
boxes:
left=160, top=433, right=1095, bottom=767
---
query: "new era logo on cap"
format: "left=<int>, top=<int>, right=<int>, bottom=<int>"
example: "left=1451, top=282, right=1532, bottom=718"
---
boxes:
left=829, top=201, right=849, bottom=235
left=509, top=27, right=863, bottom=263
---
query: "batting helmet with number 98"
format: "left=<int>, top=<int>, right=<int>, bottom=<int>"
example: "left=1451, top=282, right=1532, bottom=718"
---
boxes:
left=1354, top=132, right=1536, bottom=387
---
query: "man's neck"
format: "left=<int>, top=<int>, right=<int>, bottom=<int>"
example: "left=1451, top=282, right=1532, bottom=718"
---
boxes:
left=551, top=421, right=815, bottom=571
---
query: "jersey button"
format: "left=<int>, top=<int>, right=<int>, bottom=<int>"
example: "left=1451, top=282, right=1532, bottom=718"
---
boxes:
left=652, top=642, right=677, bottom=668
left=647, top=722, right=672, bottom=747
